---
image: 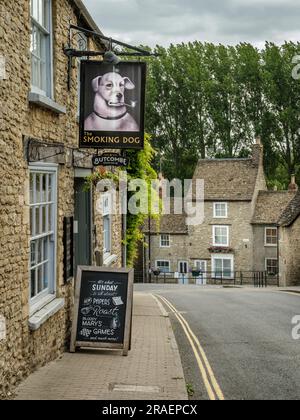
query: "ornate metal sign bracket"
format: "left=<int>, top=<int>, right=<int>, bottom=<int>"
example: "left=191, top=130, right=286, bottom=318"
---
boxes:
left=64, top=24, right=158, bottom=90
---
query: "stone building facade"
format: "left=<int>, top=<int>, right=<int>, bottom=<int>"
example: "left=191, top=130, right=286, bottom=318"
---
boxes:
left=252, top=190, right=296, bottom=280
left=142, top=140, right=267, bottom=282
left=0, top=0, right=122, bottom=398
left=142, top=211, right=189, bottom=282
left=278, top=192, right=300, bottom=287
left=141, top=139, right=300, bottom=286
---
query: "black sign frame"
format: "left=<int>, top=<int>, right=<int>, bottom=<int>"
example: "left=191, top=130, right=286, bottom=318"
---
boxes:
left=70, top=266, right=134, bottom=356
left=79, top=61, right=146, bottom=150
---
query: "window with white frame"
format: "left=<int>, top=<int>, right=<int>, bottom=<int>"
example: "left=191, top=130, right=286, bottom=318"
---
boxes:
left=156, top=260, right=171, bottom=273
left=102, top=194, right=111, bottom=258
left=212, top=255, right=234, bottom=279
left=266, top=259, right=278, bottom=275
left=160, top=234, right=170, bottom=248
left=30, top=0, right=53, bottom=97
left=30, top=166, right=57, bottom=307
left=265, top=227, right=278, bottom=246
left=214, top=202, right=228, bottom=218
left=213, top=225, right=229, bottom=247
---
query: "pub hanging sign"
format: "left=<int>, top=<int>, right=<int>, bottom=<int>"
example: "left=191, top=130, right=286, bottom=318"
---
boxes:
left=79, top=61, right=146, bottom=150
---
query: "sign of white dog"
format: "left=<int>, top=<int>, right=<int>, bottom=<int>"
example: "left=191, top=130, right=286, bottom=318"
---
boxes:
left=85, top=72, right=139, bottom=132
left=79, top=61, right=146, bottom=150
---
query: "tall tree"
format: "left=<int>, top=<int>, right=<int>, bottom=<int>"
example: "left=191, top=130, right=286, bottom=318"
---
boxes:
left=262, top=42, right=300, bottom=179
left=144, top=41, right=300, bottom=186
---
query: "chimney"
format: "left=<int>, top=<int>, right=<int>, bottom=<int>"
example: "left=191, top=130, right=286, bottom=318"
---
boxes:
left=288, top=174, right=298, bottom=192
left=252, top=136, right=264, bottom=166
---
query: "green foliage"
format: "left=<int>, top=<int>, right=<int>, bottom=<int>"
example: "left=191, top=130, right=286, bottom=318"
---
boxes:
left=83, top=167, right=120, bottom=192
left=186, top=383, right=195, bottom=398
left=84, top=135, right=159, bottom=268
left=144, top=41, right=300, bottom=187
left=125, top=134, right=159, bottom=267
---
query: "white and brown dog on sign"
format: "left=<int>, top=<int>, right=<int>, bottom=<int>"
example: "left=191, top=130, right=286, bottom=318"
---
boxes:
left=84, top=72, right=139, bottom=132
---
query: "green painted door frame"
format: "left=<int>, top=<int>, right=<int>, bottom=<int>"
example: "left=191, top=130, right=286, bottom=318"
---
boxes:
left=74, top=178, right=92, bottom=270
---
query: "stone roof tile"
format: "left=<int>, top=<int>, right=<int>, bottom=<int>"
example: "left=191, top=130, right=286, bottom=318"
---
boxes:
left=192, top=158, right=259, bottom=201
left=252, top=191, right=296, bottom=225
left=143, top=212, right=188, bottom=235
left=278, top=191, right=300, bottom=227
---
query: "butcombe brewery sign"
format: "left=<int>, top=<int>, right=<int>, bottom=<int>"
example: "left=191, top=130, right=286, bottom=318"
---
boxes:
left=70, top=267, right=134, bottom=356
left=92, top=153, right=128, bottom=167
left=79, top=61, right=146, bottom=150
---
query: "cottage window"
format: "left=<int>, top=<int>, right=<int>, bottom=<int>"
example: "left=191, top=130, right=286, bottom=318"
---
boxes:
left=266, top=259, right=278, bottom=275
left=214, top=203, right=228, bottom=218
left=156, top=260, right=171, bottom=274
left=212, top=255, right=234, bottom=279
left=213, top=225, right=229, bottom=247
left=160, top=234, right=170, bottom=248
left=265, top=227, right=278, bottom=246
left=30, top=0, right=53, bottom=97
left=29, top=165, right=57, bottom=309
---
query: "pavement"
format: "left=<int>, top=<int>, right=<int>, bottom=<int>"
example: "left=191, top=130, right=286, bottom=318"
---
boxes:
left=279, top=287, right=300, bottom=294
left=134, top=284, right=300, bottom=400
left=14, top=293, right=188, bottom=401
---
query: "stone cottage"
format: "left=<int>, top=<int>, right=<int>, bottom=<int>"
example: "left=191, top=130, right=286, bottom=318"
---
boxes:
left=141, top=138, right=299, bottom=286
left=278, top=191, right=300, bottom=287
left=0, top=0, right=122, bottom=397
left=141, top=139, right=266, bottom=282
left=252, top=190, right=296, bottom=279
left=141, top=210, right=188, bottom=282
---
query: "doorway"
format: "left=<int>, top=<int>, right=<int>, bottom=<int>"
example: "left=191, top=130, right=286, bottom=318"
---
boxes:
left=178, top=260, right=189, bottom=285
left=74, top=178, right=92, bottom=270
left=194, top=260, right=207, bottom=285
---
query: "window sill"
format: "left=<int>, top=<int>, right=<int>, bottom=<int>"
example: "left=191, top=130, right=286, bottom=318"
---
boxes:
left=29, top=298, right=65, bottom=331
left=103, top=254, right=118, bottom=267
left=28, top=92, right=66, bottom=114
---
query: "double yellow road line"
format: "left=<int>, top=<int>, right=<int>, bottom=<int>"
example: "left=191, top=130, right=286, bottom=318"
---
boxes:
left=154, top=294, right=225, bottom=401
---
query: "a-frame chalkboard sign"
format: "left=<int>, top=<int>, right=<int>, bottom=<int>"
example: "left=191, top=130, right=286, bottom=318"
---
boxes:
left=70, top=267, right=134, bottom=356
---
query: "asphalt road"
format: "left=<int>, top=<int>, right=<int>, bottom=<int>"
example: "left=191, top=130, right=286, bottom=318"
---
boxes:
left=135, top=284, right=300, bottom=400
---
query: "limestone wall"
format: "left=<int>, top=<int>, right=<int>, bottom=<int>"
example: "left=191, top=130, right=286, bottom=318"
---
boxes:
left=279, top=217, right=300, bottom=287
left=0, top=0, right=122, bottom=398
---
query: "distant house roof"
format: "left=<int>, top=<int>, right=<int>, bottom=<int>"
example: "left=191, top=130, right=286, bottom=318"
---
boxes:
left=278, top=191, right=300, bottom=227
left=143, top=212, right=188, bottom=235
left=252, top=191, right=296, bottom=225
left=192, top=157, right=260, bottom=201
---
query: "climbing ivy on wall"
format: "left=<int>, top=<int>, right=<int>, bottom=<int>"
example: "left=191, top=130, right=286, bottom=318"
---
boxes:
left=84, top=134, right=159, bottom=267
left=125, top=134, right=159, bottom=267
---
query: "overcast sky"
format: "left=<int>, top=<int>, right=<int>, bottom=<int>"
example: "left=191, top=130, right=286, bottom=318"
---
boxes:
left=83, top=0, right=300, bottom=49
